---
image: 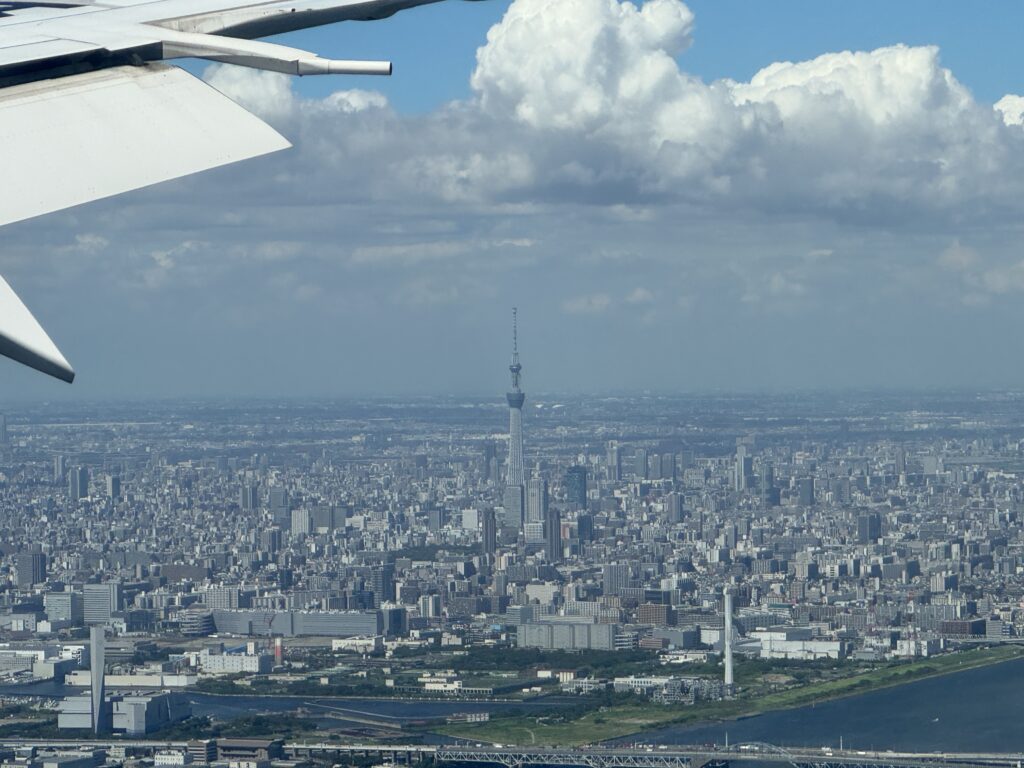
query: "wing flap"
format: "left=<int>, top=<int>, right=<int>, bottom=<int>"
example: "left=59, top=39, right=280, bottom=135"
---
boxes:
left=0, top=62, right=290, bottom=227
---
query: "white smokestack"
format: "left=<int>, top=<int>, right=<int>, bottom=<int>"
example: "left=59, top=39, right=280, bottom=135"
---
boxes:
left=90, top=625, right=106, bottom=734
left=723, top=587, right=734, bottom=693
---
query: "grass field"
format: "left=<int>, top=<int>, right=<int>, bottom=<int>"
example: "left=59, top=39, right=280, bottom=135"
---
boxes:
left=435, top=645, right=1024, bottom=746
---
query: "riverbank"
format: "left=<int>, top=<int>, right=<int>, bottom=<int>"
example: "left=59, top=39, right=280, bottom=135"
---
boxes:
left=436, top=645, right=1024, bottom=746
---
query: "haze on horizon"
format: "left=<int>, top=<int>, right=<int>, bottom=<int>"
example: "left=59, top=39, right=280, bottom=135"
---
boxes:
left=4, top=0, right=1024, bottom=400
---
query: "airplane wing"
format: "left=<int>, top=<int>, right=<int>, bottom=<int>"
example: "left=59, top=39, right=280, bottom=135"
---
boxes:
left=0, top=0, right=468, bottom=382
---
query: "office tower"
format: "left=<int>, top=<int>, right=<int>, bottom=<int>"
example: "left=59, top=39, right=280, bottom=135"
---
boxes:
left=16, top=552, right=47, bottom=587
left=858, top=512, right=881, bottom=545
left=660, top=453, right=676, bottom=481
left=269, top=487, right=289, bottom=523
left=369, top=564, right=396, bottom=606
left=482, top=508, right=497, bottom=555
left=895, top=447, right=907, bottom=475
left=761, top=462, right=775, bottom=500
left=576, top=513, right=594, bottom=542
left=260, top=527, right=282, bottom=553
left=90, top=626, right=107, bottom=734
left=545, top=505, right=562, bottom=563
left=69, top=466, right=89, bottom=502
left=312, top=504, right=344, bottom=533
left=606, top=442, right=621, bottom=482
left=105, top=475, right=121, bottom=500
left=53, top=455, right=66, bottom=482
left=0, top=413, right=8, bottom=445
left=83, top=582, right=122, bottom=625
left=526, top=475, right=548, bottom=523
left=290, top=508, right=312, bottom=535
left=505, top=308, right=526, bottom=529
left=735, top=446, right=753, bottom=491
left=427, top=507, right=444, bottom=532
left=723, top=587, right=734, bottom=694
left=665, top=492, right=684, bottom=524
left=565, top=466, right=588, bottom=508
left=45, top=591, right=84, bottom=624
left=798, top=477, right=815, bottom=506
left=419, top=594, right=441, bottom=619
left=648, top=452, right=662, bottom=480
left=634, top=448, right=648, bottom=480
left=603, top=563, right=630, bottom=596
left=482, top=441, right=498, bottom=484
left=239, top=483, right=258, bottom=511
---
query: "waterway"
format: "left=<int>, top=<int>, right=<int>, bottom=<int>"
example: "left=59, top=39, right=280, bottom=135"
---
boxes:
left=9, top=658, right=1024, bottom=752
left=621, top=656, right=1024, bottom=752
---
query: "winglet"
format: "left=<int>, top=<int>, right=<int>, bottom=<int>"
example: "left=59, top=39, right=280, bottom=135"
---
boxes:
left=0, top=276, right=74, bottom=383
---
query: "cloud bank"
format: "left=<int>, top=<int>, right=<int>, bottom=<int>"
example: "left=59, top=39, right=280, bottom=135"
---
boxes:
left=6, top=0, right=1024, bottom=396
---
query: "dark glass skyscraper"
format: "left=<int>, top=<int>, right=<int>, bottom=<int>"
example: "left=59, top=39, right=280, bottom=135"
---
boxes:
left=565, top=466, right=588, bottom=508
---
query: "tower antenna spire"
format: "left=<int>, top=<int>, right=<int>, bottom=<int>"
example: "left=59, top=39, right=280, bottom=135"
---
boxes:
left=512, top=307, right=518, bottom=363
left=509, top=307, right=522, bottom=392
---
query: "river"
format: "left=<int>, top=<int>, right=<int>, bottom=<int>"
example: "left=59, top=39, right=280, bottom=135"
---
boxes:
left=8, top=658, right=1024, bottom=751
left=619, top=657, right=1024, bottom=752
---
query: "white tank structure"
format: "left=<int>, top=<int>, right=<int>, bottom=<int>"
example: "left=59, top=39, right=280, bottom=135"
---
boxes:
left=723, top=587, right=735, bottom=695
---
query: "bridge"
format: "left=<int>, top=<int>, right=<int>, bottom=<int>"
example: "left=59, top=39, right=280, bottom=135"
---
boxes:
left=2, top=739, right=1023, bottom=768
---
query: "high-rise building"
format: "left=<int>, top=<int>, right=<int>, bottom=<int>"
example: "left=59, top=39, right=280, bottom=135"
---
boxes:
left=482, top=441, right=499, bottom=485
left=418, top=594, right=441, bottom=619
left=664, top=492, right=684, bottom=524
left=205, top=586, right=241, bottom=610
left=505, top=308, right=526, bottom=529
left=526, top=476, right=548, bottom=524
left=53, top=455, right=66, bottom=482
left=269, top=486, right=289, bottom=523
left=603, top=563, right=630, bottom=596
left=69, top=466, right=89, bottom=502
left=0, top=413, right=8, bottom=445
left=481, top=508, right=497, bottom=555
left=260, top=527, right=283, bottom=553
left=606, top=442, right=621, bottom=482
left=577, top=513, right=594, bottom=542
left=660, top=453, right=676, bottom=481
left=798, top=477, right=815, bottom=507
left=565, top=466, right=588, bottom=508
left=239, top=484, right=258, bottom=511
left=369, top=564, right=396, bottom=606
left=16, top=552, right=47, bottom=587
left=545, top=505, right=562, bottom=563
left=83, top=582, right=122, bottom=625
left=290, top=508, right=312, bottom=535
left=858, top=512, right=881, bottom=544
left=735, top=446, right=752, bottom=491
left=45, top=591, right=84, bottom=624
left=105, top=475, right=121, bottom=500
left=634, top=448, right=648, bottom=480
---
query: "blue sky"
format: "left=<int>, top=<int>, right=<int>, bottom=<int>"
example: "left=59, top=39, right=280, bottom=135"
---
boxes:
left=278, top=1, right=1024, bottom=111
left=8, top=0, right=1024, bottom=399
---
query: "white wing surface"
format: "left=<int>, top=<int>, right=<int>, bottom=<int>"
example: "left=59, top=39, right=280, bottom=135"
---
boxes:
left=0, top=63, right=290, bottom=228
left=0, top=276, right=74, bottom=383
left=0, top=0, right=471, bottom=382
